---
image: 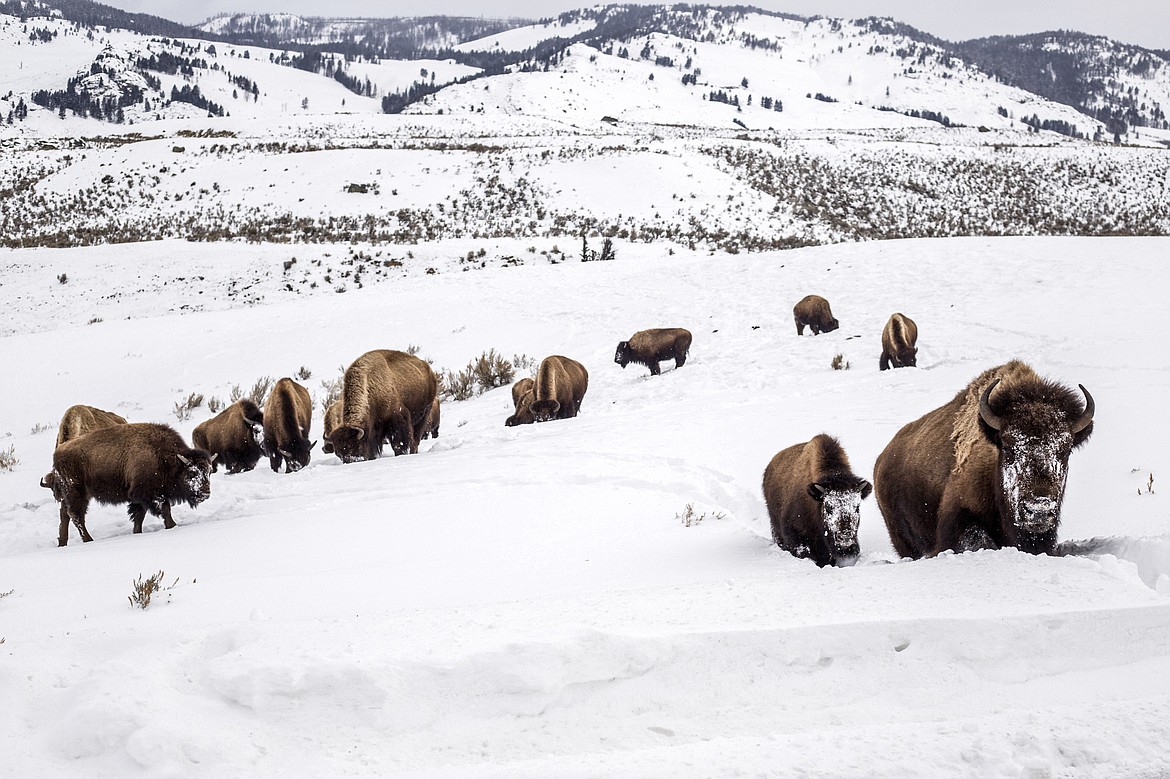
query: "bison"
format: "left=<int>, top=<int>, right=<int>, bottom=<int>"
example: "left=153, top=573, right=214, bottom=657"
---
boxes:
left=762, top=434, right=872, bottom=567
left=262, top=377, right=316, bottom=473
left=422, top=395, right=441, bottom=440
left=329, top=349, right=438, bottom=462
left=43, top=422, right=215, bottom=546
left=55, top=404, right=128, bottom=448
left=529, top=356, right=589, bottom=423
left=614, top=328, right=692, bottom=376
left=880, top=313, right=918, bottom=370
left=192, top=399, right=264, bottom=474
left=505, top=377, right=535, bottom=427
left=793, top=295, right=839, bottom=336
left=321, top=399, right=343, bottom=454
left=874, top=360, right=1094, bottom=558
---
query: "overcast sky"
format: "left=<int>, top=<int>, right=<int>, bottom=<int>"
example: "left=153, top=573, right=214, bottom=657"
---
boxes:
left=104, top=0, right=1169, bottom=51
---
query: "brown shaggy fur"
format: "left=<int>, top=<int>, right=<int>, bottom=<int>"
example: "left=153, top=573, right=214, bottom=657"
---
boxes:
left=505, top=377, right=536, bottom=427
left=321, top=399, right=343, bottom=454
left=529, top=356, right=589, bottom=423
left=193, top=399, right=264, bottom=474
left=262, top=378, right=315, bottom=473
left=55, top=405, right=128, bottom=448
left=875, top=360, right=1094, bottom=559
left=793, top=295, right=840, bottom=336
left=879, top=313, right=918, bottom=370
left=422, top=395, right=441, bottom=440
left=614, top=328, right=692, bottom=376
left=330, top=350, right=438, bottom=462
left=762, top=434, right=872, bottom=567
left=45, top=422, right=214, bottom=546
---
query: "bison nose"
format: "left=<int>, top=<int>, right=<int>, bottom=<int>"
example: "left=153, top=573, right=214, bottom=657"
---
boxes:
left=1019, top=498, right=1058, bottom=530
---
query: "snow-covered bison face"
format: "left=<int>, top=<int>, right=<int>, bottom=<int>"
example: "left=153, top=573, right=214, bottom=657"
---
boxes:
left=328, top=426, right=377, bottom=464
left=808, top=480, right=871, bottom=566
left=614, top=341, right=630, bottom=368
left=979, top=380, right=1094, bottom=540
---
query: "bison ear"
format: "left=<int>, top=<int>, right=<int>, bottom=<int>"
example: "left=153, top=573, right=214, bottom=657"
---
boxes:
left=807, top=483, right=825, bottom=501
left=860, top=480, right=873, bottom=500
left=176, top=453, right=191, bottom=466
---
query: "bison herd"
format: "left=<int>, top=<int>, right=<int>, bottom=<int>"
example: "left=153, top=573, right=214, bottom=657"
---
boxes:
left=39, top=298, right=1096, bottom=566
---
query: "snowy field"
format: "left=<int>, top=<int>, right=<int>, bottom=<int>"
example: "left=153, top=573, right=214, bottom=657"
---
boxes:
left=1, top=235, right=1169, bottom=776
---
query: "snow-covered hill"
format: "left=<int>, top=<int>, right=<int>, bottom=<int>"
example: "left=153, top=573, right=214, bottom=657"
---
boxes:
left=0, top=235, right=1168, bottom=776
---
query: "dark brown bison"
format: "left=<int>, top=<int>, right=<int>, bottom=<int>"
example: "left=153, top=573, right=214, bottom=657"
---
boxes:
left=329, top=350, right=438, bottom=462
left=262, top=377, right=315, bottom=473
left=614, top=328, right=692, bottom=376
left=42, top=422, right=215, bottom=546
left=55, top=404, right=127, bottom=448
left=762, top=434, right=872, bottom=567
left=529, top=356, right=589, bottom=423
left=192, top=399, right=264, bottom=474
left=793, top=295, right=839, bottom=335
left=505, top=377, right=535, bottom=427
left=880, top=313, right=918, bottom=370
left=874, top=360, right=1094, bottom=558
left=321, top=399, right=343, bottom=455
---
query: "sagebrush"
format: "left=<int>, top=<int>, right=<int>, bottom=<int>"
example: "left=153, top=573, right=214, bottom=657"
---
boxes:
left=128, top=570, right=177, bottom=610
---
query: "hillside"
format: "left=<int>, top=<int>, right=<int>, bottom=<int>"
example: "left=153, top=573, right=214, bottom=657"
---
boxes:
left=0, top=235, right=1168, bottom=776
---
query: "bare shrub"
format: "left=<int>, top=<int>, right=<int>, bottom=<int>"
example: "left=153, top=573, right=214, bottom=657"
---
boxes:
left=173, top=392, right=204, bottom=421
left=128, top=570, right=177, bottom=610
left=472, top=349, right=515, bottom=391
left=30, top=421, right=55, bottom=435
left=319, top=368, right=344, bottom=414
left=512, top=353, right=539, bottom=375
left=441, top=365, right=477, bottom=401
left=676, top=503, right=726, bottom=527
left=206, top=396, right=224, bottom=414
left=831, top=353, right=850, bottom=371
left=0, top=445, right=16, bottom=472
left=295, top=365, right=312, bottom=381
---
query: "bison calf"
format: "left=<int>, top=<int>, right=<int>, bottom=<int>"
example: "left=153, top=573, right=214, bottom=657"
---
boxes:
left=55, top=404, right=128, bottom=448
left=874, top=360, right=1094, bottom=558
left=529, top=356, right=589, bottom=423
left=762, top=434, right=872, bottom=567
left=505, top=377, right=536, bottom=427
left=614, top=328, right=692, bottom=376
left=44, top=422, right=215, bottom=546
left=193, top=399, right=264, bottom=474
left=263, top=377, right=316, bottom=473
left=793, top=295, right=839, bottom=336
left=880, top=313, right=918, bottom=370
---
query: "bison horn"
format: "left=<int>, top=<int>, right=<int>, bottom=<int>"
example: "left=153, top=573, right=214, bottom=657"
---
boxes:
left=177, top=453, right=191, bottom=466
left=1071, top=384, right=1095, bottom=434
left=309, top=440, right=318, bottom=452
left=978, top=379, right=1005, bottom=432
left=210, top=453, right=218, bottom=463
left=354, top=427, right=366, bottom=441
left=278, top=448, right=293, bottom=459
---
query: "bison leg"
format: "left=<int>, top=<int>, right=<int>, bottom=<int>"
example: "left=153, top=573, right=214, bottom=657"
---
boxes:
left=59, top=501, right=93, bottom=546
left=810, top=323, right=821, bottom=335
left=880, top=351, right=890, bottom=371
left=159, top=502, right=176, bottom=530
left=128, top=503, right=147, bottom=534
left=648, top=361, right=661, bottom=376
left=675, top=351, right=687, bottom=368
left=933, top=503, right=996, bottom=556
left=956, top=526, right=997, bottom=554
left=795, top=320, right=805, bottom=336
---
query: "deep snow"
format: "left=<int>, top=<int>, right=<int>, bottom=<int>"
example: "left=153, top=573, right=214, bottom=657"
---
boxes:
left=1, top=235, right=1168, bottom=776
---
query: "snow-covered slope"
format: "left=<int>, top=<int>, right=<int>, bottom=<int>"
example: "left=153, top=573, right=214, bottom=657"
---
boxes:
left=0, top=235, right=1168, bottom=776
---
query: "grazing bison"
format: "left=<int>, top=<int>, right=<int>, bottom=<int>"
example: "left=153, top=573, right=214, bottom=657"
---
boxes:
left=874, top=360, right=1094, bottom=558
left=762, top=434, right=872, bottom=567
left=43, top=422, right=214, bottom=546
left=192, top=399, right=264, bottom=474
left=55, top=404, right=127, bottom=448
left=262, top=377, right=315, bottom=473
left=321, top=399, right=343, bottom=455
left=529, top=356, right=589, bottom=423
left=505, top=377, right=536, bottom=427
left=329, top=349, right=438, bottom=462
left=615, top=328, right=692, bottom=376
left=880, top=313, right=918, bottom=370
left=423, top=396, right=441, bottom=439
left=793, top=295, right=839, bottom=336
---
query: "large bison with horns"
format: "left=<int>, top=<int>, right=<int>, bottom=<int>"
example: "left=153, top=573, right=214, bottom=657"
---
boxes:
left=329, top=349, right=438, bottom=462
left=193, top=399, right=264, bottom=473
left=42, top=422, right=215, bottom=546
left=263, top=378, right=316, bottom=473
left=55, top=404, right=128, bottom=448
left=874, top=360, right=1094, bottom=558
left=763, top=434, right=872, bottom=567
left=529, top=356, right=589, bottom=423
left=793, top=295, right=839, bottom=336
left=879, top=312, right=918, bottom=370
left=614, top=328, right=692, bottom=376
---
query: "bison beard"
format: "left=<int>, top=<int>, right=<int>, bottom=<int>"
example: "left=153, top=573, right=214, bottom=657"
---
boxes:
left=875, top=360, right=1094, bottom=558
